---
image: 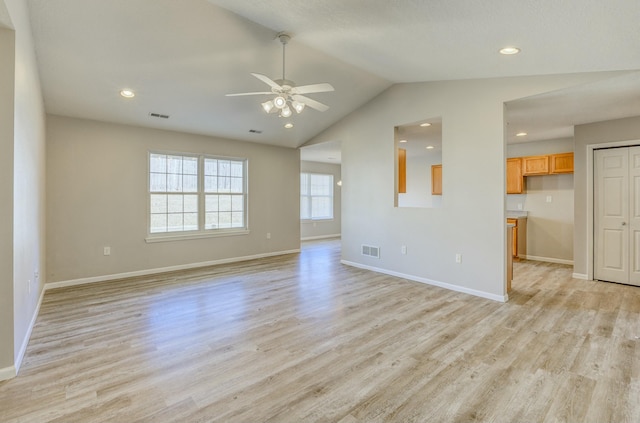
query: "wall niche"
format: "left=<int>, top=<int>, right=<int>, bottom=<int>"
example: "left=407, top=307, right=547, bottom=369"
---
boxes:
left=395, top=117, right=442, bottom=208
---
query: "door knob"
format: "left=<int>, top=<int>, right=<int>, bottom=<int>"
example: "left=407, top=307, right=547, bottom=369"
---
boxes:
left=622, top=222, right=627, bottom=226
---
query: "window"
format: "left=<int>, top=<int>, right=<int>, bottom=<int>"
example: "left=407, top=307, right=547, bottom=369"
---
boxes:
left=149, top=152, right=247, bottom=238
left=300, top=172, right=333, bottom=220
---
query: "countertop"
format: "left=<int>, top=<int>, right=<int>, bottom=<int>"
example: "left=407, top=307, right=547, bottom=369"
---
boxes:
left=506, top=210, right=528, bottom=219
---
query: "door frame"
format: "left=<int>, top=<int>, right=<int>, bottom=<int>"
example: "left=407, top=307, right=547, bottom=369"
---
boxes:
left=587, top=139, right=640, bottom=281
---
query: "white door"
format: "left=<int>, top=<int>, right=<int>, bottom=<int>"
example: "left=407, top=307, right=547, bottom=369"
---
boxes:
left=594, top=146, right=640, bottom=286
left=630, top=148, right=640, bottom=285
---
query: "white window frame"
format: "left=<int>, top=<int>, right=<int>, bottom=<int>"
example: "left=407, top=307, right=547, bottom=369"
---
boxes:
left=146, top=151, right=249, bottom=243
left=300, top=172, right=334, bottom=221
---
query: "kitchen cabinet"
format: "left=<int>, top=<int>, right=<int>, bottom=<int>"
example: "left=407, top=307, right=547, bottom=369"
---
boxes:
left=431, top=164, right=442, bottom=195
left=550, top=152, right=574, bottom=174
left=506, top=158, right=525, bottom=194
left=507, top=217, right=527, bottom=258
left=522, top=155, right=549, bottom=176
left=520, top=152, right=574, bottom=176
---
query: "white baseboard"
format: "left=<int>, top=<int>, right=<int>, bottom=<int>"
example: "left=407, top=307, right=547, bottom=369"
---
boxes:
left=46, top=249, right=301, bottom=291
left=572, top=273, right=589, bottom=280
left=0, top=365, right=16, bottom=382
left=341, top=260, right=508, bottom=303
left=301, top=234, right=341, bottom=241
left=13, top=286, right=46, bottom=376
left=522, top=255, right=573, bottom=265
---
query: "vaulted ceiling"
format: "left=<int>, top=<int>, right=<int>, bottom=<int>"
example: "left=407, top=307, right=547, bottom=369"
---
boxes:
left=22, top=0, right=640, bottom=153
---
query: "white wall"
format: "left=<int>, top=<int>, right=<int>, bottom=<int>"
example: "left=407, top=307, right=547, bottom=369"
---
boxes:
left=507, top=138, right=574, bottom=263
left=300, top=160, right=341, bottom=240
left=0, top=0, right=47, bottom=380
left=46, top=115, right=300, bottom=283
left=307, top=72, right=627, bottom=301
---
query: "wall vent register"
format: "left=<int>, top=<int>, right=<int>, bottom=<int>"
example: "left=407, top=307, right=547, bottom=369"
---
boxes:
left=361, top=245, right=380, bottom=258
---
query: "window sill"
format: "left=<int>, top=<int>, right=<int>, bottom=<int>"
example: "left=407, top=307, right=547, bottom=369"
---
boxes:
left=145, top=229, right=250, bottom=243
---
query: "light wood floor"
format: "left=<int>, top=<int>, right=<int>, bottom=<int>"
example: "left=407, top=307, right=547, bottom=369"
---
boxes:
left=2, top=239, right=639, bottom=422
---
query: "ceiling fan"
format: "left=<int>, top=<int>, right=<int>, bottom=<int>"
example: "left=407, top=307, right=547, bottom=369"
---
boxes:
left=226, top=32, right=334, bottom=118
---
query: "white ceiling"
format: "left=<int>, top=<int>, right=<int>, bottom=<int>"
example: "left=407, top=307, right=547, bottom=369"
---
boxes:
left=23, top=0, right=640, bottom=156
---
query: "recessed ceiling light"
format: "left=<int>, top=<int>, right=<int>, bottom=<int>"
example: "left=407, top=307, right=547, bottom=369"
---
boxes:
left=516, top=132, right=527, bottom=137
left=426, top=145, right=435, bottom=149
left=120, top=89, right=135, bottom=98
left=420, top=123, right=431, bottom=127
left=399, top=139, right=407, bottom=143
left=284, top=122, right=294, bottom=129
left=499, top=47, right=520, bottom=55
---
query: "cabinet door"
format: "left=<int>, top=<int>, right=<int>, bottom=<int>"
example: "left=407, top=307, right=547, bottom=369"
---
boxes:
left=506, top=158, right=524, bottom=194
left=550, top=152, right=574, bottom=174
left=398, top=148, right=407, bottom=193
left=507, top=218, right=518, bottom=257
left=431, top=164, right=442, bottom=195
left=522, top=155, right=549, bottom=175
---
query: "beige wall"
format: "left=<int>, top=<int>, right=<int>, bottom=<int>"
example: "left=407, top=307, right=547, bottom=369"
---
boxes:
left=0, top=0, right=47, bottom=379
left=300, top=160, right=341, bottom=240
left=9, top=0, right=46, bottom=371
left=46, top=115, right=300, bottom=283
left=0, top=26, right=15, bottom=375
left=507, top=139, right=574, bottom=263
left=574, top=115, right=640, bottom=276
left=307, top=72, right=627, bottom=300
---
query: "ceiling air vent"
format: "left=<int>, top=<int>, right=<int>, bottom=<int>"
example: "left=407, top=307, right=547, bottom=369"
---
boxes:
left=249, top=129, right=263, bottom=134
left=148, top=112, right=170, bottom=119
left=361, top=244, right=380, bottom=258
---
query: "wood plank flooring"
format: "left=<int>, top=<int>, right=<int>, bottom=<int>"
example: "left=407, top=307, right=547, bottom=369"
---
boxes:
left=1, top=239, right=640, bottom=422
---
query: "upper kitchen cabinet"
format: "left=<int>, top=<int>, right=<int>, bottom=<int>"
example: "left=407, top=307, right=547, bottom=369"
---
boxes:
left=506, top=158, right=524, bottom=194
left=522, top=155, right=550, bottom=176
left=521, top=152, right=573, bottom=176
left=549, top=152, right=574, bottom=174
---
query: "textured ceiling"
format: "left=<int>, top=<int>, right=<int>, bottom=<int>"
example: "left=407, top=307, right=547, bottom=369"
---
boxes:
left=0, top=1, right=11, bottom=29
left=25, top=0, right=390, bottom=148
left=208, top=0, right=640, bottom=82
left=22, top=0, right=640, bottom=154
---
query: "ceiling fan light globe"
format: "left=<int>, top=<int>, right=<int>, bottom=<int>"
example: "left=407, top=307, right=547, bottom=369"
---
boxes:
left=280, top=106, right=292, bottom=117
left=273, top=96, right=287, bottom=109
left=262, top=100, right=275, bottom=113
left=292, top=101, right=305, bottom=113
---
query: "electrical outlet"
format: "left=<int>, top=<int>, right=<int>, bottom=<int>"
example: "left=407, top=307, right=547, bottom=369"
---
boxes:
left=401, top=245, right=407, bottom=255
left=266, top=233, right=271, bottom=239
left=517, top=203, right=523, bottom=210
left=455, top=253, right=462, bottom=263
left=546, top=195, right=552, bottom=203
left=103, top=246, right=111, bottom=256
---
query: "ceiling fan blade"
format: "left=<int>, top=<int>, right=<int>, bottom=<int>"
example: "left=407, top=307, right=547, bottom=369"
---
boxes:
left=225, top=91, right=273, bottom=97
left=292, top=94, right=330, bottom=112
left=291, top=83, right=334, bottom=95
left=251, top=73, right=282, bottom=90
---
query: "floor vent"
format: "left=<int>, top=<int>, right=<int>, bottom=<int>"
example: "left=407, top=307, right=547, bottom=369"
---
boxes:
left=361, top=244, right=380, bottom=258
